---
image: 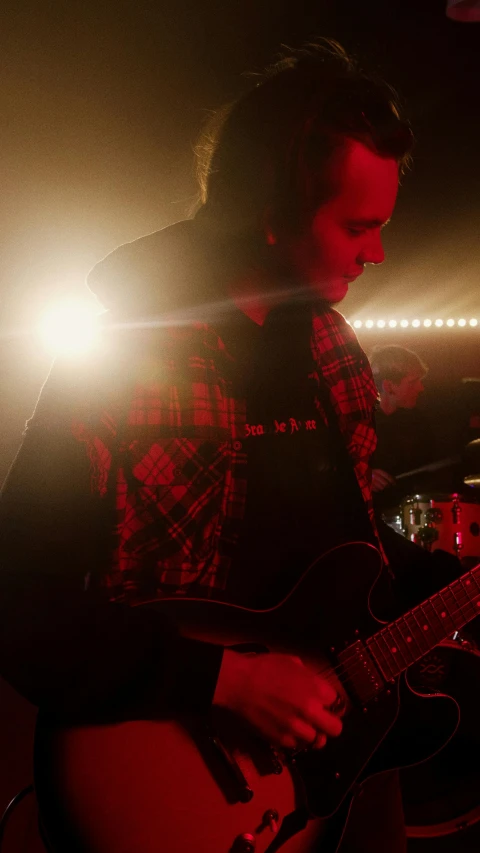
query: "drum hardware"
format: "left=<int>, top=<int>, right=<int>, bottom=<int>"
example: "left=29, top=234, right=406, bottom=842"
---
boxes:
left=399, top=493, right=480, bottom=559
left=381, top=511, right=404, bottom=536
left=451, top=495, right=462, bottom=524
left=414, top=525, right=439, bottom=551
left=453, top=531, right=463, bottom=554
left=409, top=502, right=423, bottom=526
left=424, top=507, right=443, bottom=525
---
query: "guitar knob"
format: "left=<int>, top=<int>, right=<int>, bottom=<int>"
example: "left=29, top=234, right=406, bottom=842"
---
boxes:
left=263, top=809, right=279, bottom=833
left=231, top=833, right=256, bottom=853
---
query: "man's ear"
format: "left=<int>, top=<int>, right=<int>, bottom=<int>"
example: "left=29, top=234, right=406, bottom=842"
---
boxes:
left=382, top=378, right=395, bottom=396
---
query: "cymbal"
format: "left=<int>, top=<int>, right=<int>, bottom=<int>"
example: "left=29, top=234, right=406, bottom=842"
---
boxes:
left=464, top=473, right=480, bottom=488
left=466, top=438, right=480, bottom=450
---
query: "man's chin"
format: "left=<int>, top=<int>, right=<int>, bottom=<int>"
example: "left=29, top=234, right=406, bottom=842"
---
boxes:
left=321, top=281, right=349, bottom=304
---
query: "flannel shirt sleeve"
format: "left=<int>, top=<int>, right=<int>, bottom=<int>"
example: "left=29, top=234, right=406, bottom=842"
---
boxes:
left=0, top=359, right=223, bottom=717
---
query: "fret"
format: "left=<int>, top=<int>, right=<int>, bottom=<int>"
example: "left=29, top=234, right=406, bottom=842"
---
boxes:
left=378, top=625, right=412, bottom=673
left=457, top=574, right=480, bottom=622
left=402, top=608, right=432, bottom=655
left=364, top=565, right=480, bottom=686
left=421, top=600, right=449, bottom=645
left=450, top=581, right=476, bottom=626
left=396, top=614, right=425, bottom=659
left=367, top=633, right=399, bottom=680
left=473, top=566, right=480, bottom=591
left=366, top=636, right=395, bottom=681
left=465, top=571, right=480, bottom=609
left=430, top=591, right=457, bottom=635
left=389, top=623, right=417, bottom=666
left=443, top=582, right=474, bottom=630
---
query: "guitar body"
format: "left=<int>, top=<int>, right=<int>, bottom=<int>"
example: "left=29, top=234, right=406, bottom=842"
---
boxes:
left=34, top=543, right=459, bottom=853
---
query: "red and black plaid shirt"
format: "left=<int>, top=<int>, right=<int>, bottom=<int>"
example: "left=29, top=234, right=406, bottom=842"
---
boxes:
left=71, top=305, right=380, bottom=604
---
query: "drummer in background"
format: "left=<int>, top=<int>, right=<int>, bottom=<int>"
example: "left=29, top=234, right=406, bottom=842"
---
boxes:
left=369, top=344, right=437, bottom=512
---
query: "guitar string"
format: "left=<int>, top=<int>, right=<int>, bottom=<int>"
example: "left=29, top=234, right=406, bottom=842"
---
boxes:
left=302, top=554, right=480, bottom=687
left=326, top=589, right=480, bottom=685
left=309, top=585, right=480, bottom=692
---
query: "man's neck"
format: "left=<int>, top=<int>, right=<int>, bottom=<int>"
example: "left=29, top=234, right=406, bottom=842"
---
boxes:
left=227, top=268, right=289, bottom=326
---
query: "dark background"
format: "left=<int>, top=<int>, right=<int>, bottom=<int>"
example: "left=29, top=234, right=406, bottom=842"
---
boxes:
left=0, top=0, right=479, bottom=483
left=0, top=3, right=479, bottom=849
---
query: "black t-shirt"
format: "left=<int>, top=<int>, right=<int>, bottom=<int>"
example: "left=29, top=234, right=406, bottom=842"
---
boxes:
left=373, top=407, right=437, bottom=512
left=225, top=303, right=374, bottom=607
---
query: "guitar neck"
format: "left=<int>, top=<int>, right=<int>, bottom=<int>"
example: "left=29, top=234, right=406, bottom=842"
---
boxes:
left=366, top=561, right=480, bottom=681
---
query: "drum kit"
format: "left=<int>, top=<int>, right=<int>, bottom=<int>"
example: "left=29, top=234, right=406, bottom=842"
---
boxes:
left=383, top=439, right=480, bottom=562
left=382, top=439, right=480, bottom=846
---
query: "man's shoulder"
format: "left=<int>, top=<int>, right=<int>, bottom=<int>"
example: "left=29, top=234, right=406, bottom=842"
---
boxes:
left=312, top=305, right=370, bottom=369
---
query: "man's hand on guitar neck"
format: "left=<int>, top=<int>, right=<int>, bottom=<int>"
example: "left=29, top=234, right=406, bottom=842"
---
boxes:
left=213, top=649, right=343, bottom=751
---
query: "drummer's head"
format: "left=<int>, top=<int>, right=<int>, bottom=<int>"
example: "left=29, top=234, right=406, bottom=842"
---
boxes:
left=370, top=345, right=427, bottom=412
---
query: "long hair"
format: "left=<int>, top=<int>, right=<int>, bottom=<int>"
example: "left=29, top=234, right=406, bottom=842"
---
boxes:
left=194, top=39, right=413, bottom=254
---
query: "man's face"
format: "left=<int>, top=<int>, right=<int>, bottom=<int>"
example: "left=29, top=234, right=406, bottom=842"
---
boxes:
left=280, top=139, right=399, bottom=304
left=391, top=372, right=425, bottom=409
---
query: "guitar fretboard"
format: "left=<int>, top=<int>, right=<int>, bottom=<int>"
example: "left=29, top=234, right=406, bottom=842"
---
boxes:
left=366, top=562, right=480, bottom=681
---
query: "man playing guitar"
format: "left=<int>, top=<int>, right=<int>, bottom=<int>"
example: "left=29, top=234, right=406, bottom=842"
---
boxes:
left=0, top=39, right=463, bottom=853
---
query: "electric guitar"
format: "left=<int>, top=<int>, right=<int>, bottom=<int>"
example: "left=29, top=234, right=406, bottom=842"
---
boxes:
left=34, top=542, right=480, bottom=853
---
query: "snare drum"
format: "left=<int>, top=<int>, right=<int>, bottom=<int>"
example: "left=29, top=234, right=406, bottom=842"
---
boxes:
left=400, top=493, right=480, bottom=558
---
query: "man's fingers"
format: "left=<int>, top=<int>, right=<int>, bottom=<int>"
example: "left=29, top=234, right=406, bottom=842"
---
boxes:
left=313, top=676, right=337, bottom=707
left=303, top=699, right=343, bottom=737
left=372, top=468, right=396, bottom=490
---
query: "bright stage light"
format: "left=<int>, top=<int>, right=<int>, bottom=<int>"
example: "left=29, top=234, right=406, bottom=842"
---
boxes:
left=346, top=316, right=479, bottom=331
left=38, top=299, right=100, bottom=356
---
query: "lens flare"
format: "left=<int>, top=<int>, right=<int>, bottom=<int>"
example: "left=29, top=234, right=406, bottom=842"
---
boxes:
left=37, top=300, right=100, bottom=356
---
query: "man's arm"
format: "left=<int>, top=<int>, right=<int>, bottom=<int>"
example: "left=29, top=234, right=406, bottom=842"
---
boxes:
left=0, top=364, right=223, bottom=718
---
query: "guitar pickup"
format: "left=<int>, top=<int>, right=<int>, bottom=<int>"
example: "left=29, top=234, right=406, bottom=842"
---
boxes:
left=338, top=641, right=384, bottom=704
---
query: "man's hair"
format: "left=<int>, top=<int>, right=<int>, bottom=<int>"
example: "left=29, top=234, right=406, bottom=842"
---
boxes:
left=193, top=39, right=413, bottom=247
left=369, top=345, right=428, bottom=388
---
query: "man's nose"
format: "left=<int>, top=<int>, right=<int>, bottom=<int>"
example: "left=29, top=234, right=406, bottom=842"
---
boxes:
left=358, top=232, right=385, bottom=266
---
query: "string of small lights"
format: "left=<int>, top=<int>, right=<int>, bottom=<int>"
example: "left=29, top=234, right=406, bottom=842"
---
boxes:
left=349, top=318, right=478, bottom=330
